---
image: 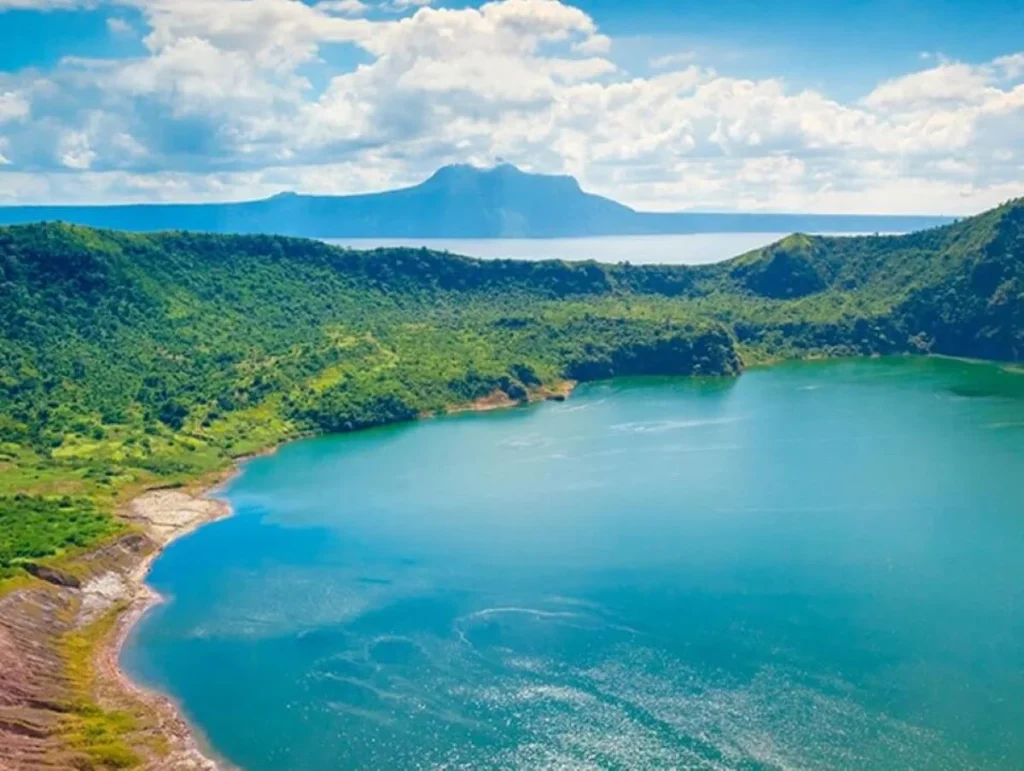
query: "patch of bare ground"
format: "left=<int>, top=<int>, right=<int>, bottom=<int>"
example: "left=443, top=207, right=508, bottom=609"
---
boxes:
left=442, top=380, right=577, bottom=416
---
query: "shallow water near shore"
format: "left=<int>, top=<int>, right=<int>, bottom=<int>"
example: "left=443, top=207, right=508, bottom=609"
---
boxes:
left=123, top=358, right=1024, bottom=770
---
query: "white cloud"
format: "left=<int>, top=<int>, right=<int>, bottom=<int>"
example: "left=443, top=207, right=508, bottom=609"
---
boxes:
left=649, top=51, right=697, bottom=70
left=0, top=0, right=1021, bottom=213
left=106, top=16, right=135, bottom=35
left=57, top=131, right=97, bottom=169
left=994, top=53, right=1024, bottom=79
left=0, top=92, right=30, bottom=123
left=0, top=0, right=90, bottom=9
left=572, top=33, right=610, bottom=55
left=864, top=61, right=993, bottom=109
left=136, top=0, right=375, bottom=70
left=315, top=0, right=368, bottom=15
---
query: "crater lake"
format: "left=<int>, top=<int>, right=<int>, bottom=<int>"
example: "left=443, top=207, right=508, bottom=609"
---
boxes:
left=122, top=358, right=1024, bottom=770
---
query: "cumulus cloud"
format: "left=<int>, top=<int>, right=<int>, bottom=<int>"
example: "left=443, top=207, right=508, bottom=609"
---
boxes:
left=0, top=92, right=30, bottom=124
left=0, top=0, right=1021, bottom=213
left=864, top=61, right=993, bottom=109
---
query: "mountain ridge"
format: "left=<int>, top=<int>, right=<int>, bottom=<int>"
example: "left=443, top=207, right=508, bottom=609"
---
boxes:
left=0, top=163, right=956, bottom=238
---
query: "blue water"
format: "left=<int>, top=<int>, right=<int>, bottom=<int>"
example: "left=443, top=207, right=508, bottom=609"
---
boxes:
left=325, top=232, right=885, bottom=266
left=124, top=358, right=1024, bottom=769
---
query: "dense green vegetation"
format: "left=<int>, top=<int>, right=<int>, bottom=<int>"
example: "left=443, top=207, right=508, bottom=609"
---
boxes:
left=0, top=197, right=1021, bottom=581
left=0, top=496, right=121, bottom=580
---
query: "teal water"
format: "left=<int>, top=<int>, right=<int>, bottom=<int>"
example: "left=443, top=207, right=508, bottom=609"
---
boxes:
left=123, top=358, right=1024, bottom=770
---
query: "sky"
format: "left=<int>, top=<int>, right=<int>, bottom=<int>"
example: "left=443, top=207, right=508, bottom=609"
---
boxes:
left=0, top=0, right=1022, bottom=214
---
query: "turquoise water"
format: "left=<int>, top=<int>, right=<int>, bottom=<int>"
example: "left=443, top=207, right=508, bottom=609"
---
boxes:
left=123, top=358, right=1024, bottom=770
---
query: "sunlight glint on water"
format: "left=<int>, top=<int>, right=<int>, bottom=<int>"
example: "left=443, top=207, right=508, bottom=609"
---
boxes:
left=123, top=358, right=1024, bottom=770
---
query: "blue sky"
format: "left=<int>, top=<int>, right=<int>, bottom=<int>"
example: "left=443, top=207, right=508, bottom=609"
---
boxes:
left=0, top=0, right=1022, bottom=212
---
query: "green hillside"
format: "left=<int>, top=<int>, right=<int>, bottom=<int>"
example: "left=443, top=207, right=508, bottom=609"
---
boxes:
left=1, top=198, right=1021, bottom=581
left=702, top=197, right=1023, bottom=359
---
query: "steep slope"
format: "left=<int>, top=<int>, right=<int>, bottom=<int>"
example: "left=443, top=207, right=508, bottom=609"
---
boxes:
left=687, top=198, right=1023, bottom=360
left=0, top=164, right=952, bottom=238
left=893, top=199, right=1024, bottom=359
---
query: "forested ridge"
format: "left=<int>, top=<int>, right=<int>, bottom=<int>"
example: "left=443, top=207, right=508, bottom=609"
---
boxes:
left=1, top=197, right=1021, bottom=580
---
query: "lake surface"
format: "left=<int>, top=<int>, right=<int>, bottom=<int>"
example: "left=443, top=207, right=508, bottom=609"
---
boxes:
left=325, top=232, right=885, bottom=265
left=123, top=358, right=1024, bottom=770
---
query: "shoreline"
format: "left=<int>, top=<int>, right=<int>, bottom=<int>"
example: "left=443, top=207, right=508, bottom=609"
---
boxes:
left=103, top=488, right=237, bottom=771
left=0, top=482, right=239, bottom=769
left=70, top=356, right=1024, bottom=767
left=84, top=381, right=578, bottom=769
left=439, top=381, right=577, bottom=416
left=0, top=358, right=1011, bottom=766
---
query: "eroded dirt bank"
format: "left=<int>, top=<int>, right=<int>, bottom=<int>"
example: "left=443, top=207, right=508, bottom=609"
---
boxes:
left=0, top=490, right=231, bottom=770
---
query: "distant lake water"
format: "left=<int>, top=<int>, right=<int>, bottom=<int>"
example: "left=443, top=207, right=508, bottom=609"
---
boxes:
left=325, top=232, right=886, bottom=265
left=123, top=358, right=1024, bottom=770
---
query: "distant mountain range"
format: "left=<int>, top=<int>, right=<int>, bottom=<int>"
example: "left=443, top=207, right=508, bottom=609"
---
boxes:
left=0, top=163, right=954, bottom=238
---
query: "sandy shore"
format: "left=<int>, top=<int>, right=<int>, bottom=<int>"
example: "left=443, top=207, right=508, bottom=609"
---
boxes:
left=102, top=489, right=237, bottom=770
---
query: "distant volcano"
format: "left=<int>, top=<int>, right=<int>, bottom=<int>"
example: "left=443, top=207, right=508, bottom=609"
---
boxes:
left=0, top=163, right=952, bottom=237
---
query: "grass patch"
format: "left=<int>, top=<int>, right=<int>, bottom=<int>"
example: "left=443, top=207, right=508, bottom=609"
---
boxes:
left=59, top=606, right=143, bottom=769
left=0, top=496, right=124, bottom=582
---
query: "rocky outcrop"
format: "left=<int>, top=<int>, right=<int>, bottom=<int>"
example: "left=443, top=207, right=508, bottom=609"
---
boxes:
left=22, top=564, right=81, bottom=589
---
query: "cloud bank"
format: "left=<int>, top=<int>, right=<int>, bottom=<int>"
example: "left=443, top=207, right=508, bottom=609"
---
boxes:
left=0, top=0, right=1022, bottom=213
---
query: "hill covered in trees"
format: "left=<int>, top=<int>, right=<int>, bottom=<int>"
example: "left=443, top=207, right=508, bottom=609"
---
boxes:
left=0, top=196, right=1021, bottom=579
left=0, top=164, right=951, bottom=238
